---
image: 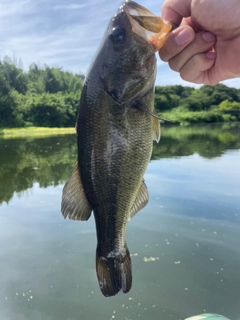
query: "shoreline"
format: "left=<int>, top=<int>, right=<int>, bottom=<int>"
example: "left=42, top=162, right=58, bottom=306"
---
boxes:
left=0, top=127, right=75, bottom=138
left=1, top=122, right=239, bottom=139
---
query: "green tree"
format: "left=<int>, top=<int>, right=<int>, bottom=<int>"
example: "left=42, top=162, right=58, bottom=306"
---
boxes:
left=182, top=90, right=210, bottom=111
left=219, top=100, right=240, bottom=110
left=0, top=58, right=27, bottom=94
left=0, top=69, right=20, bottom=127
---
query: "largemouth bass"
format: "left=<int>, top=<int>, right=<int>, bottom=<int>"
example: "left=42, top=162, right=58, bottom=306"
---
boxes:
left=61, top=0, right=172, bottom=297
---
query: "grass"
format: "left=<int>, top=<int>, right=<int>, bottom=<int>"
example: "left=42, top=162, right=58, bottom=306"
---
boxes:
left=0, top=127, right=75, bottom=139
left=160, top=107, right=238, bottom=125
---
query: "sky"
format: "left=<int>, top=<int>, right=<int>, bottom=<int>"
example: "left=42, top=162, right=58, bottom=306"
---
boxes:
left=1, top=0, right=239, bottom=88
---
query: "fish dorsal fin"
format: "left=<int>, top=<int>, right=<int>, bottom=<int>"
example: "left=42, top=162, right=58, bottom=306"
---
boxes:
left=61, top=162, right=92, bottom=221
left=129, top=180, right=149, bottom=220
left=152, top=109, right=161, bottom=143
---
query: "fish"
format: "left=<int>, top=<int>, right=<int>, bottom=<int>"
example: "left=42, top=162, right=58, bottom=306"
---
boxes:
left=61, top=0, right=172, bottom=297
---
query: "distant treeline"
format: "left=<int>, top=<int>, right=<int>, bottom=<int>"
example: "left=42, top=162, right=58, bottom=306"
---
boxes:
left=0, top=56, right=240, bottom=128
left=156, top=83, right=240, bottom=124
left=0, top=57, right=84, bottom=128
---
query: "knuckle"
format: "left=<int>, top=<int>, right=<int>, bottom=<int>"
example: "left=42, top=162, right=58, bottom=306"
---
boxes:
left=158, top=49, right=169, bottom=62
left=190, top=33, right=215, bottom=54
left=192, top=53, right=208, bottom=67
left=180, top=74, right=191, bottom=82
left=180, top=70, right=194, bottom=83
left=168, top=58, right=181, bottom=72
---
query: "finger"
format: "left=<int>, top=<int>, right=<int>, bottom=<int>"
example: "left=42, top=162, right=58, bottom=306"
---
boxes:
left=181, top=16, right=204, bottom=33
left=168, top=32, right=216, bottom=71
left=159, top=26, right=195, bottom=62
left=180, top=52, right=216, bottom=84
left=161, top=0, right=192, bottom=25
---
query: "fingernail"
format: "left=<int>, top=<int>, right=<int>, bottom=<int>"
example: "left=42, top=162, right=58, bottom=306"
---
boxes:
left=175, top=29, right=194, bottom=45
left=206, top=52, right=216, bottom=60
left=202, top=32, right=216, bottom=42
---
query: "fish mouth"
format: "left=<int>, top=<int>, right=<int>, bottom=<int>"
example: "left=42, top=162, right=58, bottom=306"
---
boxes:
left=121, top=0, right=173, bottom=51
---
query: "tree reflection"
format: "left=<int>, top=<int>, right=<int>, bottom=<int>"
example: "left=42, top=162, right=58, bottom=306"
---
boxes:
left=152, top=123, right=240, bottom=160
left=0, top=135, right=77, bottom=204
left=0, top=123, right=239, bottom=205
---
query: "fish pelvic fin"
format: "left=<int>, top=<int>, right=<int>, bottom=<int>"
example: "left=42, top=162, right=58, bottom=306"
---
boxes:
left=129, top=179, right=149, bottom=220
left=96, top=245, right=132, bottom=297
left=61, top=162, right=92, bottom=221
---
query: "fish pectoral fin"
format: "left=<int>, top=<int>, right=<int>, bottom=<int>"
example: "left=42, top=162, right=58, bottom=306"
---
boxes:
left=152, top=109, right=161, bottom=143
left=129, top=180, right=149, bottom=220
left=61, top=162, right=92, bottom=221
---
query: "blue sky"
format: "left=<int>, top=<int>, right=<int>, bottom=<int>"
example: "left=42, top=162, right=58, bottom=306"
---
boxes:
left=1, top=0, right=239, bottom=88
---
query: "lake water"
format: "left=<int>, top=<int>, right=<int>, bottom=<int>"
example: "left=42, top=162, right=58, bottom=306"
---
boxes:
left=0, top=123, right=240, bottom=320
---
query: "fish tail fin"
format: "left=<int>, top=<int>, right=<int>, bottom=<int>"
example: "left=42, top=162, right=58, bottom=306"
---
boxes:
left=96, top=244, right=132, bottom=297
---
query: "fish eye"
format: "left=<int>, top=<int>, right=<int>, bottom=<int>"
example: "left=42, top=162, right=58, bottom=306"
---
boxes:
left=109, top=27, right=126, bottom=44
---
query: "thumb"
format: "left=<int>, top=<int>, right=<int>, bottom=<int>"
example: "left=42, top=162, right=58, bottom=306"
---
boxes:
left=162, top=0, right=192, bottom=24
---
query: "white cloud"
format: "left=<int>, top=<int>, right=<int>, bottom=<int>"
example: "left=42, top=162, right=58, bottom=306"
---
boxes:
left=0, top=0, right=34, bottom=18
left=54, top=4, right=88, bottom=10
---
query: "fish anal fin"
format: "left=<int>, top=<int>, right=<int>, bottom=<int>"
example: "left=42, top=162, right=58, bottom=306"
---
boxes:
left=152, top=109, right=161, bottom=143
left=61, top=162, right=92, bottom=221
left=129, top=180, right=149, bottom=220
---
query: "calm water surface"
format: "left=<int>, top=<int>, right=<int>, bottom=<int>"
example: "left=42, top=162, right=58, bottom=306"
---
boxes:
left=0, top=124, right=240, bottom=320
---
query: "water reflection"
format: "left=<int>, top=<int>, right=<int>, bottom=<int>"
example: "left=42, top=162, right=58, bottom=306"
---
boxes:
left=0, top=124, right=240, bottom=320
left=152, top=123, right=240, bottom=159
left=0, top=135, right=77, bottom=204
left=0, top=123, right=239, bottom=205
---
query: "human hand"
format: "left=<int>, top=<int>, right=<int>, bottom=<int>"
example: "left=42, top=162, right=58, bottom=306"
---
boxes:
left=159, top=0, right=240, bottom=85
